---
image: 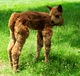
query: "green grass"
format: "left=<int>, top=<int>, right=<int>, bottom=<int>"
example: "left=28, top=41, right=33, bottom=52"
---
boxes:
left=0, top=0, right=80, bottom=76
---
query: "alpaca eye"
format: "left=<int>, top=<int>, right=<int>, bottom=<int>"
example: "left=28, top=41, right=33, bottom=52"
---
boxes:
left=55, top=15, right=59, bottom=18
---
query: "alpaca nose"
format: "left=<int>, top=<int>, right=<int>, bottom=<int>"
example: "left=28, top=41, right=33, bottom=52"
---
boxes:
left=50, top=20, right=55, bottom=25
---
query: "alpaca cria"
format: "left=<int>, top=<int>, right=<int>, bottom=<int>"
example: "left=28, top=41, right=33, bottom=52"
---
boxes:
left=8, top=5, right=63, bottom=72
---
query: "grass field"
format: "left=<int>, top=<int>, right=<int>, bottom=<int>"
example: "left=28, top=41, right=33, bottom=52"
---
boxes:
left=0, top=0, right=80, bottom=76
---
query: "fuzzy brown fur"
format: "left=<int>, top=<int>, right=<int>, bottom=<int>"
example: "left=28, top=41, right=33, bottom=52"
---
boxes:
left=8, top=5, right=63, bottom=72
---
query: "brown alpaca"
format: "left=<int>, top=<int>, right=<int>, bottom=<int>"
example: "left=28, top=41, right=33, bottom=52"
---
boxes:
left=8, top=5, right=63, bottom=72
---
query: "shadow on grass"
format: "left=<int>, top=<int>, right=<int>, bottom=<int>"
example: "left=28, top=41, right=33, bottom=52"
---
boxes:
left=57, top=29, right=80, bottom=48
left=19, top=52, right=80, bottom=75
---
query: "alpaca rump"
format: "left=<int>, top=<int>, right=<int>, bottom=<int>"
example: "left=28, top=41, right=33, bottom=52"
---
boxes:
left=8, top=5, right=63, bottom=72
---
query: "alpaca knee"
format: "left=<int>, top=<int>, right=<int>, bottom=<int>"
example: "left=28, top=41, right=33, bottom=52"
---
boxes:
left=8, top=39, right=15, bottom=51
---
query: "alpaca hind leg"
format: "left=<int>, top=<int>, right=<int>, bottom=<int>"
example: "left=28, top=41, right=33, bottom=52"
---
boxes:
left=11, top=24, right=29, bottom=72
left=8, top=30, right=16, bottom=67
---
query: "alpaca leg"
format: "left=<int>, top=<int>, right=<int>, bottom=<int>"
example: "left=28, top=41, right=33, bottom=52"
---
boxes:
left=11, top=24, right=29, bottom=72
left=11, top=41, right=24, bottom=71
left=42, top=28, right=53, bottom=62
left=8, top=30, right=15, bottom=67
left=36, top=31, right=43, bottom=60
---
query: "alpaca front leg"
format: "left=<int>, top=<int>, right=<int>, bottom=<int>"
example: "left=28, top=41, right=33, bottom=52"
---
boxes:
left=36, top=31, right=43, bottom=60
left=42, top=28, right=53, bottom=62
left=43, top=37, right=51, bottom=62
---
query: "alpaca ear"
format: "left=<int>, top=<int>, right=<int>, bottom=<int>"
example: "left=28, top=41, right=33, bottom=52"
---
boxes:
left=46, top=6, right=52, bottom=10
left=57, top=5, right=63, bottom=12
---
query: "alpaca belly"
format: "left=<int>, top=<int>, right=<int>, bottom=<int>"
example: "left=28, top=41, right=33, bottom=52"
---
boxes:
left=28, top=20, right=44, bottom=30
